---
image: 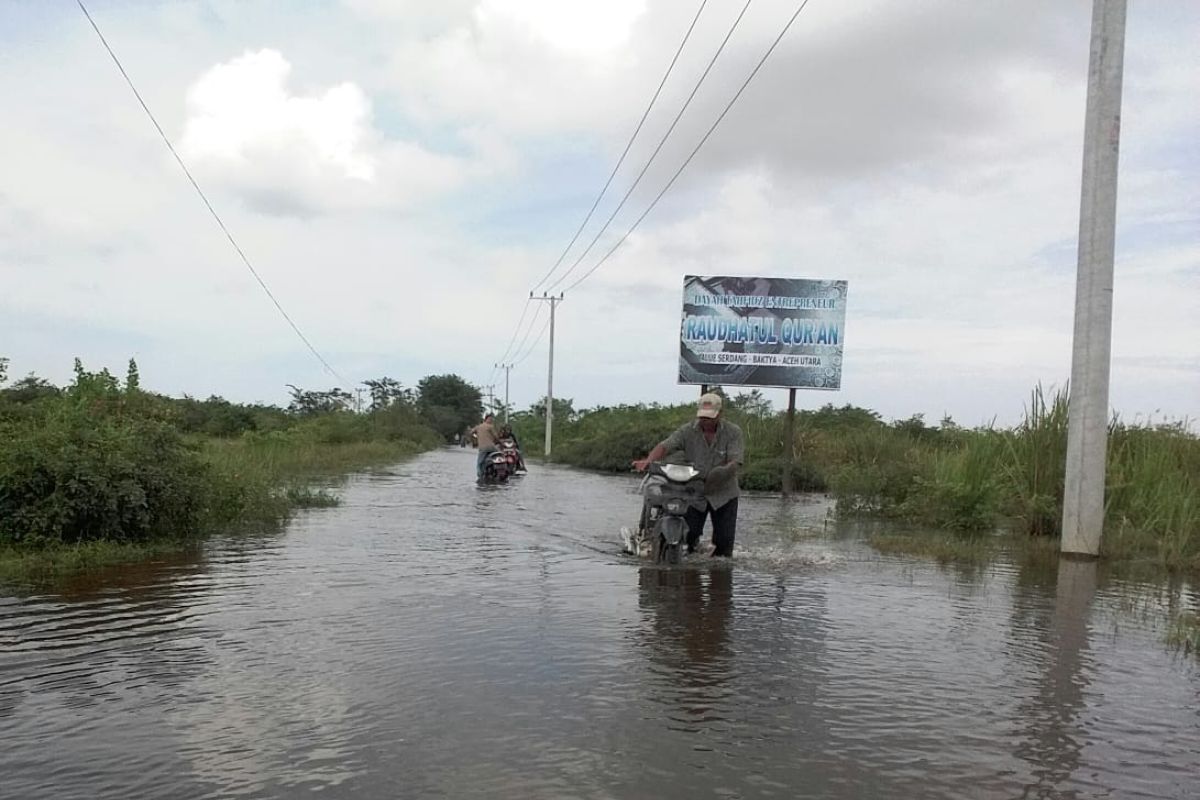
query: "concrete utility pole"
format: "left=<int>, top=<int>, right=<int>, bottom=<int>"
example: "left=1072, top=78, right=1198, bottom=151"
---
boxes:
left=1063, top=0, right=1127, bottom=557
left=484, top=384, right=496, bottom=416
left=532, top=293, right=563, bottom=456
left=495, top=363, right=513, bottom=423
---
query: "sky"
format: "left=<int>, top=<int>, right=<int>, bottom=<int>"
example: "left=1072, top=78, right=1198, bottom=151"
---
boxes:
left=1, top=0, right=1196, bottom=426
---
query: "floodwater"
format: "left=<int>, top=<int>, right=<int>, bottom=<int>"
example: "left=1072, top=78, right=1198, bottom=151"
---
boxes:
left=1, top=449, right=1197, bottom=799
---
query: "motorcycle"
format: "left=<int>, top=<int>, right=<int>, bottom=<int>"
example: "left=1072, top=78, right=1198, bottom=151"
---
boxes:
left=497, top=438, right=526, bottom=474
left=622, top=463, right=705, bottom=565
left=480, top=449, right=511, bottom=483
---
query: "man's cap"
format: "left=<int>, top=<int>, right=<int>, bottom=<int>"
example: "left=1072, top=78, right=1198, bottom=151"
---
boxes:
left=697, top=393, right=722, bottom=418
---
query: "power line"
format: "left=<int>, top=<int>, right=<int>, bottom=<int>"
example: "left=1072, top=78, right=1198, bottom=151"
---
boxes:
left=563, top=0, right=816, bottom=295
left=529, top=0, right=710, bottom=294
left=512, top=314, right=552, bottom=366
left=492, top=295, right=534, bottom=380
left=546, top=0, right=755, bottom=293
left=76, top=0, right=347, bottom=385
left=508, top=302, right=546, bottom=366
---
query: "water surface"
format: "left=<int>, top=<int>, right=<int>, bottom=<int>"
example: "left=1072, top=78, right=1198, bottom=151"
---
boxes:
left=2, top=448, right=1197, bottom=798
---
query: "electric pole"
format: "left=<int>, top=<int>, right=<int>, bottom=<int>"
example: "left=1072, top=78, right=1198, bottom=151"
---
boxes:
left=483, top=384, right=496, bottom=416
left=532, top=292, right=563, bottom=456
left=495, top=363, right=512, bottom=423
left=1063, top=0, right=1127, bottom=557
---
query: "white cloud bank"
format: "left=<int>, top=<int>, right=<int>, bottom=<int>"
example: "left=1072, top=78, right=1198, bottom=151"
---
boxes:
left=180, top=49, right=467, bottom=216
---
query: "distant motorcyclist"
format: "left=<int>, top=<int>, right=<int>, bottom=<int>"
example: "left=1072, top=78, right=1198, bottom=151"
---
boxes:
left=471, top=413, right=501, bottom=479
left=632, top=393, right=744, bottom=557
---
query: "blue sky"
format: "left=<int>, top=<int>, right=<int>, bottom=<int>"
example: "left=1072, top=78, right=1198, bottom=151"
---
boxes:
left=1, top=0, right=1197, bottom=425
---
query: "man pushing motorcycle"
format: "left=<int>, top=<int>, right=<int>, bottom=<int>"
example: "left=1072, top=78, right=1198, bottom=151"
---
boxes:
left=471, top=413, right=501, bottom=479
left=632, top=393, right=745, bottom=557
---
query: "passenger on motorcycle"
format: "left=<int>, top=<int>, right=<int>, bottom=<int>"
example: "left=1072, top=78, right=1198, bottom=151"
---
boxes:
left=632, top=393, right=744, bottom=557
left=471, top=413, right=501, bottom=479
left=499, top=424, right=526, bottom=472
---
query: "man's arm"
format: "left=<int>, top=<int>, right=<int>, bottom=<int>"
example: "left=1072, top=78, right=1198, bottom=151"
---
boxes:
left=633, top=424, right=688, bottom=472
left=632, top=441, right=669, bottom=472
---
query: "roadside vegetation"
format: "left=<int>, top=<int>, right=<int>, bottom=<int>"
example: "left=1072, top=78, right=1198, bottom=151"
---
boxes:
left=1167, top=612, right=1200, bottom=655
left=511, top=386, right=1199, bottom=574
left=0, top=357, right=479, bottom=584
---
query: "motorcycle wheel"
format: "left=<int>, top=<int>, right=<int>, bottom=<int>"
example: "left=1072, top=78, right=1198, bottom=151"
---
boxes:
left=656, top=535, right=681, bottom=566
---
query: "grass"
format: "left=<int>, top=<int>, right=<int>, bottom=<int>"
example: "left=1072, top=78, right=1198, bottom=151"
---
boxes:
left=284, top=486, right=341, bottom=508
left=1166, top=612, right=1200, bottom=655
left=869, top=531, right=1003, bottom=563
left=199, top=435, right=424, bottom=479
left=868, top=529, right=1061, bottom=568
left=0, top=539, right=200, bottom=587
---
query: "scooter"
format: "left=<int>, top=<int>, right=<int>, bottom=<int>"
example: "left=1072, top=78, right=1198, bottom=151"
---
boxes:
left=480, top=450, right=511, bottom=484
left=497, top=439, right=526, bottom=474
left=622, top=463, right=705, bottom=564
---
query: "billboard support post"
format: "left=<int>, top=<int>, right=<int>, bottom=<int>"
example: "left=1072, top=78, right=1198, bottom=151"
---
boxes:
left=782, top=388, right=797, bottom=497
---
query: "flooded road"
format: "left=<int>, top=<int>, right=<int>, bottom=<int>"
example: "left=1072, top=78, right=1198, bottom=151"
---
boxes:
left=2, top=447, right=1198, bottom=799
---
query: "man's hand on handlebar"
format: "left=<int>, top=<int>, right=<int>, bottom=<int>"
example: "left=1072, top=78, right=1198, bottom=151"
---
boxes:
left=631, top=458, right=651, bottom=473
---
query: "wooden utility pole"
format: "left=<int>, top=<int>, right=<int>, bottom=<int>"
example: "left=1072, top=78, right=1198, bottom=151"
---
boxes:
left=495, top=362, right=513, bottom=423
left=1063, top=0, right=1127, bottom=556
left=782, top=388, right=797, bottom=497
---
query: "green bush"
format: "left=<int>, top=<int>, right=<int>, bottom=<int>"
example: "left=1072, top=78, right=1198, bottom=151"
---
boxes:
left=0, top=358, right=442, bottom=558
left=900, top=439, right=1004, bottom=530
left=0, top=406, right=214, bottom=546
left=739, top=456, right=827, bottom=492
left=829, top=426, right=928, bottom=515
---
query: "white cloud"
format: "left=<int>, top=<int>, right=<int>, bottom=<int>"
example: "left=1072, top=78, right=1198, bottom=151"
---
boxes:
left=183, top=49, right=377, bottom=180
left=179, top=49, right=468, bottom=215
left=475, top=0, right=647, bottom=57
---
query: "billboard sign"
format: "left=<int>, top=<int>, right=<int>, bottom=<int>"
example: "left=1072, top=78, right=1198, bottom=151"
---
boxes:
left=679, top=275, right=848, bottom=390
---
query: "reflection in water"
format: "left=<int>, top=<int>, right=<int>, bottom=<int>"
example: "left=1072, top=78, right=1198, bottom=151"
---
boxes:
left=2, top=449, right=1198, bottom=799
left=1013, top=558, right=1098, bottom=800
left=637, top=566, right=733, bottom=692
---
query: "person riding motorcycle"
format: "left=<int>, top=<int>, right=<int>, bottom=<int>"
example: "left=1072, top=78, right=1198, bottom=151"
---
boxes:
left=498, top=424, right=526, bottom=472
left=632, top=393, right=744, bottom=557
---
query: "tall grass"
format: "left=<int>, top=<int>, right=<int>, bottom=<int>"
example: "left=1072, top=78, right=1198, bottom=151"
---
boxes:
left=899, top=433, right=1005, bottom=530
left=1001, top=385, right=1070, bottom=536
left=1104, top=423, right=1200, bottom=571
